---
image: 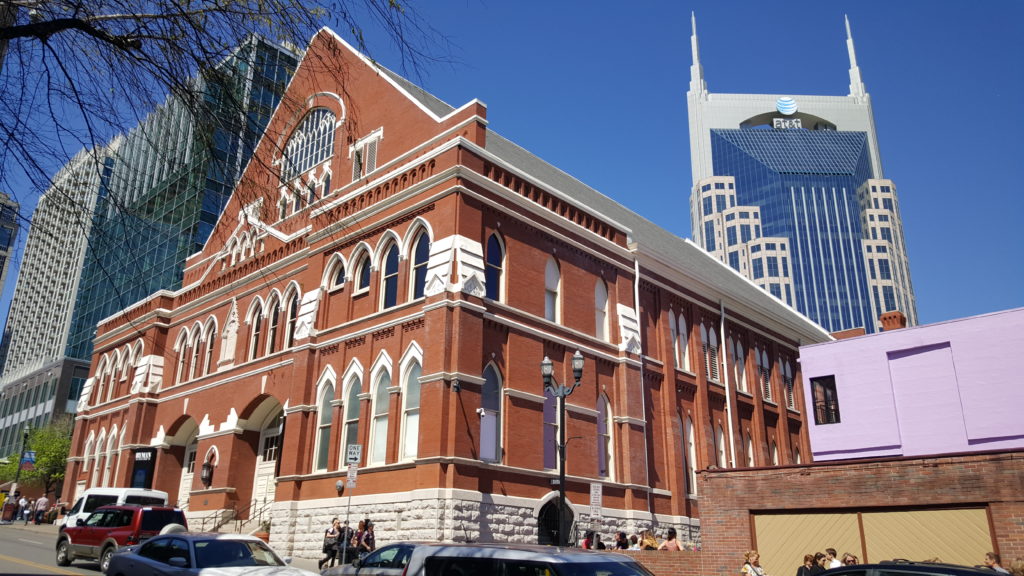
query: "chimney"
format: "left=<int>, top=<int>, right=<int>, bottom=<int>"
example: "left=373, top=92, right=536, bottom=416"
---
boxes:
left=880, top=310, right=907, bottom=332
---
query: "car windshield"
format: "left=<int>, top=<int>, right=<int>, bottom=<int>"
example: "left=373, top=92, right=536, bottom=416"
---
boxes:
left=194, top=539, right=284, bottom=568
left=139, top=509, right=186, bottom=531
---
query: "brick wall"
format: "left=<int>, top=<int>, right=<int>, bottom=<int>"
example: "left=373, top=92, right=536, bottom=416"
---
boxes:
left=616, top=550, right=703, bottom=576
left=698, top=451, right=1024, bottom=575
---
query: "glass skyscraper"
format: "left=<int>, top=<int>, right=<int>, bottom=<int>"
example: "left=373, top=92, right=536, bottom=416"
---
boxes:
left=65, top=37, right=299, bottom=361
left=687, top=15, right=916, bottom=334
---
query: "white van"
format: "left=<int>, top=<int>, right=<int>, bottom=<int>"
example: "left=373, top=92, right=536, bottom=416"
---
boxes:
left=61, top=487, right=169, bottom=528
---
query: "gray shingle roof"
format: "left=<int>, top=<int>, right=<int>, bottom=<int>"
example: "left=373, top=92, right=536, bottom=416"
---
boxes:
left=378, top=60, right=830, bottom=342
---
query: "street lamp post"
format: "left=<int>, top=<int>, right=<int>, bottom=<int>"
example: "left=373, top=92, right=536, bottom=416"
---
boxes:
left=540, top=350, right=584, bottom=548
left=11, top=425, right=30, bottom=498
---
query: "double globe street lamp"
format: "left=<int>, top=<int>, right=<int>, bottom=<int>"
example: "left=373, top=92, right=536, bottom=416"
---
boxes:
left=540, top=350, right=584, bottom=548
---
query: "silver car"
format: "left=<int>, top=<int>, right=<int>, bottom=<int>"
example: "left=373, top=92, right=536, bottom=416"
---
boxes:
left=321, top=542, right=419, bottom=576
left=352, top=542, right=653, bottom=576
left=105, top=532, right=319, bottom=576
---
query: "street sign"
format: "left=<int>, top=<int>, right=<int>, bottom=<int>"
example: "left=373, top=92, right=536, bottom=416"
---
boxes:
left=589, top=483, right=602, bottom=520
left=346, top=444, right=362, bottom=465
left=346, top=463, right=358, bottom=488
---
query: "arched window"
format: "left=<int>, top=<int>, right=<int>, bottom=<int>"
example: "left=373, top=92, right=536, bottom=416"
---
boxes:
left=745, top=432, right=754, bottom=467
left=794, top=446, right=802, bottom=464
left=770, top=440, right=779, bottom=465
left=174, top=333, right=189, bottom=384
left=716, top=423, right=727, bottom=468
left=332, top=260, right=346, bottom=289
left=685, top=417, right=697, bottom=495
left=410, top=231, right=430, bottom=300
left=248, top=303, right=263, bottom=360
left=544, top=258, right=560, bottom=322
left=480, top=365, right=502, bottom=462
left=92, top=432, right=105, bottom=487
left=597, top=395, right=613, bottom=478
left=285, top=292, right=299, bottom=348
left=668, top=313, right=679, bottom=368
left=678, top=313, right=691, bottom=371
left=370, top=370, right=391, bottom=464
left=281, top=108, right=336, bottom=184
left=343, top=375, right=362, bottom=460
left=782, top=360, right=794, bottom=409
left=400, top=361, right=421, bottom=460
left=594, top=280, right=609, bottom=341
left=381, top=244, right=400, bottom=309
left=757, top=348, right=772, bottom=401
left=188, top=331, right=202, bottom=381
left=734, top=341, right=747, bottom=393
left=266, top=299, right=281, bottom=354
left=203, top=323, right=216, bottom=376
left=485, top=234, right=504, bottom=301
left=701, top=323, right=720, bottom=382
left=356, top=255, right=372, bottom=291
left=315, top=382, right=334, bottom=471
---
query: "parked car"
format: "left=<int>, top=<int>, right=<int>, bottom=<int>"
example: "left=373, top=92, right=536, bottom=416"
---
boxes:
left=55, top=504, right=187, bottom=572
left=825, top=561, right=998, bottom=576
left=61, top=487, right=169, bottom=528
left=106, top=532, right=319, bottom=576
left=343, top=542, right=654, bottom=576
left=321, top=542, right=419, bottom=576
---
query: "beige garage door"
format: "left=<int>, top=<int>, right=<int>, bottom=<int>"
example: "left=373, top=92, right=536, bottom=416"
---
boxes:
left=753, top=508, right=992, bottom=576
left=861, top=509, right=991, bottom=566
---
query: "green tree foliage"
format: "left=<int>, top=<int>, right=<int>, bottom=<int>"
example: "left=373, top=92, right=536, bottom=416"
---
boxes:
left=0, top=417, right=73, bottom=496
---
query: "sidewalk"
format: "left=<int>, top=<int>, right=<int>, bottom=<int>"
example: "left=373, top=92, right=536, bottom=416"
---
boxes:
left=0, top=520, right=321, bottom=573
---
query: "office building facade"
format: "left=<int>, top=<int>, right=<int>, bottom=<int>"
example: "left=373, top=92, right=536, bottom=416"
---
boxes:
left=0, top=37, right=297, bottom=457
left=687, top=16, right=916, bottom=333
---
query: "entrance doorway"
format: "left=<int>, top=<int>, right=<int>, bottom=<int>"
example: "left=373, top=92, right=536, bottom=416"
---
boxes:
left=537, top=499, right=574, bottom=546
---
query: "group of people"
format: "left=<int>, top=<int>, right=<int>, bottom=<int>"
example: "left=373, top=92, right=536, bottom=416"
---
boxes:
left=740, top=547, right=854, bottom=576
left=581, top=527, right=690, bottom=551
left=13, top=493, right=51, bottom=525
left=984, top=552, right=1024, bottom=576
left=318, top=517, right=377, bottom=570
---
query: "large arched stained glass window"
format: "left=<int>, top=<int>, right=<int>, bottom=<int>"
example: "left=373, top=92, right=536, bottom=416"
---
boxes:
left=281, top=108, right=336, bottom=183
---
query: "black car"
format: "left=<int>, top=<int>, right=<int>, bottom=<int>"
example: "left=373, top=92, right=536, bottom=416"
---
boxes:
left=824, top=561, right=999, bottom=576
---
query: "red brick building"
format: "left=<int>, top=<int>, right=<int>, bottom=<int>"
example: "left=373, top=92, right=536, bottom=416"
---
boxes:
left=62, top=29, right=830, bottom=560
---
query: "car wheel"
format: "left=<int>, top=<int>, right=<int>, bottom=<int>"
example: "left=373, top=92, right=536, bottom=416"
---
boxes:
left=55, top=540, right=72, bottom=567
left=100, top=546, right=115, bottom=573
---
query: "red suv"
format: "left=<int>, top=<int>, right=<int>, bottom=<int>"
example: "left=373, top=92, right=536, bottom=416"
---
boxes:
left=55, top=504, right=187, bottom=572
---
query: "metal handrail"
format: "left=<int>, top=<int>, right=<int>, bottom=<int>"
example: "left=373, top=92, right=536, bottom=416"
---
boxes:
left=234, top=499, right=274, bottom=534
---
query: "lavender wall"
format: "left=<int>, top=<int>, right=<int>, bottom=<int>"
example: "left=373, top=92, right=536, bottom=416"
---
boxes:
left=799, top=307, right=1024, bottom=461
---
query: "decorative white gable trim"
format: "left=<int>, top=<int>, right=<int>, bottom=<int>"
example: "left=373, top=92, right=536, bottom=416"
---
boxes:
left=77, top=377, right=95, bottom=412
left=617, top=303, right=642, bottom=354
left=294, top=288, right=321, bottom=340
left=130, top=355, right=164, bottom=394
left=423, top=234, right=485, bottom=297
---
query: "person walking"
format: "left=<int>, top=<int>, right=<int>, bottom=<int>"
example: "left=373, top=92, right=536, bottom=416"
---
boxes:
left=318, top=517, right=341, bottom=570
left=33, top=493, right=50, bottom=525
left=658, top=527, right=683, bottom=551
left=640, top=529, right=659, bottom=550
left=359, top=521, right=376, bottom=555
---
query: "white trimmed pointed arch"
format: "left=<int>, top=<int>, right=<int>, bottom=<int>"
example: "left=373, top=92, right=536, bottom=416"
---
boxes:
left=202, top=316, right=218, bottom=376
left=350, top=241, right=375, bottom=293
left=368, top=350, right=394, bottom=465
left=480, top=362, right=503, bottom=463
left=597, top=393, right=614, bottom=479
left=341, top=358, right=365, bottom=465
left=83, top=431, right=96, bottom=487
left=374, top=230, right=403, bottom=267
left=398, top=342, right=423, bottom=461
left=401, top=217, right=435, bottom=254
left=405, top=221, right=432, bottom=301
left=92, top=428, right=106, bottom=488
left=313, top=365, right=338, bottom=472
left=282, top=281, right=302, bottom=349
left=322, top=252, right=349, bottom=290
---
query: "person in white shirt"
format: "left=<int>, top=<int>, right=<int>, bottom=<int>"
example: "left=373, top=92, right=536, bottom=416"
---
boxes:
left=825, top=549, right=842, bottom=569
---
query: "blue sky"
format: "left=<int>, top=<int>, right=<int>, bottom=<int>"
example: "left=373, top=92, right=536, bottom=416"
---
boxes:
left=1, top=1, right=1021, bottom=332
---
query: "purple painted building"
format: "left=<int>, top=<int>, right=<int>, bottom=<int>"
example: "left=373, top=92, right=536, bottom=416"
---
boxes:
left=798, top=307, right=1024, bottom=461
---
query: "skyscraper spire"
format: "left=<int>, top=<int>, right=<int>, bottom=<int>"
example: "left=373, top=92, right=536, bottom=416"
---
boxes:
left=846, top=14, right=867, bottom=98
left=689, top=11, right=707, bottom=95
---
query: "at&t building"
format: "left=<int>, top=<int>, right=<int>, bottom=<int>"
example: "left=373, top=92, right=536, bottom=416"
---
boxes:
left=687, top=16, right=916, bottom=334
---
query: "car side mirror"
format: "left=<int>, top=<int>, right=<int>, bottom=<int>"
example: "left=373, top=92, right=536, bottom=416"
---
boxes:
left=76, top=518, right=86, bottom=526
left=168, top=557, right=188, bottom=568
